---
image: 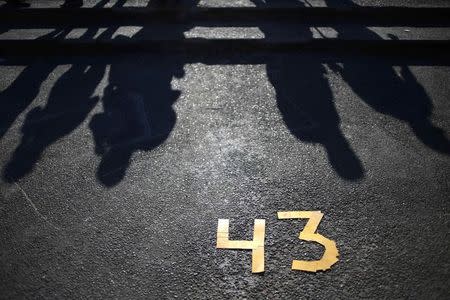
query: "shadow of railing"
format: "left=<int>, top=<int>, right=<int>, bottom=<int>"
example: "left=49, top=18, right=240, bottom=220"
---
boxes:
left=0, top=0, right=449, bottom=186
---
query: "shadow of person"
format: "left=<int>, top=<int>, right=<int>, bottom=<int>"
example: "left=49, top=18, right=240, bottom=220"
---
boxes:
left=251, top=0, right=364, bottom=180
left=2, top=28, right=111, bottom=182
left=0, top=28, right=72, bottom=141
left=326, top=0, right=450, bottom=154
left=0, top=0, right=113, bottom=140
left=90, top=0, right=198, bottom=187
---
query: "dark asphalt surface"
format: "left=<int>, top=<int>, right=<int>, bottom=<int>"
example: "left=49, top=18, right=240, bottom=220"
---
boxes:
left=2, top=0, right=450, bottom=7
left=2, top=27, right=450, bottom=41
left=1, top=1, right=450, bottom=299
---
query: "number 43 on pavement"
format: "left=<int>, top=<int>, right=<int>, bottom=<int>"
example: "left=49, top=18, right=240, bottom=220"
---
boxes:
left=216, top=211, right=339, bottom=273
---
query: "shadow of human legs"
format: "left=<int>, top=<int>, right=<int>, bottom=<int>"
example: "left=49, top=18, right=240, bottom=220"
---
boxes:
left=325, top=0, right=450, bottom=154
left=3, top=62, right=107, bottom=182
left=90, top=53, right=181, bottom=186
left=401, top=66, right=450, bottom=154
left=251, top=0, right=364, bottom=180
left=323, top=128, right=365, bottom=180
left=0, top=28, right=73, bottom=140
left=0, top=63, right=55, bottom=140
left=273, top=55, right=364, bottom=180
left=409, top=119, right=450, bottom=153
left=90, top=77, right=179, bottom=186
left=332, top=56, right=449, bottom=155
left=2, top=28, right=110, bottom=182
left=90, top=0, right=197, bottom=187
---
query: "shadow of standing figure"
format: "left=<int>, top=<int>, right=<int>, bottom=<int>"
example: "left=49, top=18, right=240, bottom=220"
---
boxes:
left=251, top=0, right=364, bottom=180
left=90, top=0, right=198, bottom=187
left=326, top=0, right=450, bottom=154
left=3, top=28, right=112, bottom=182
left=0, top=29, right=72, bottom=141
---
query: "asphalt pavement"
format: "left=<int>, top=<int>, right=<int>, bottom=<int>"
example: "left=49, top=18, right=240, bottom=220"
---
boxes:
left=0, top=0, right=449, bottom=299
left=2, top=0, right=450, bottom=7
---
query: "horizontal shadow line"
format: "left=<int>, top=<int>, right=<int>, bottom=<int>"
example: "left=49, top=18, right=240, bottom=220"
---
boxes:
left=1, top=39, right=450, bottom=56
left=1, top=7, right=450, bottom=27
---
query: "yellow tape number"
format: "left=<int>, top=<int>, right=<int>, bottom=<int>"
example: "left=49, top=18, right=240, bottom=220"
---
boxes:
left=277, top=211, right=339, bottom=272
left=216, top=219, right=265, bottom=273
